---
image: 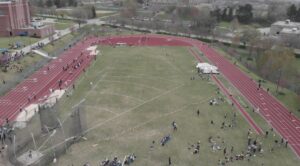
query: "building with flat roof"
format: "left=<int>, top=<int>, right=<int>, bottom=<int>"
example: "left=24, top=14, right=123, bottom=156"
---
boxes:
left=0, top=0, right=54, bottom=38
left=270, top=20, right=300, bottom=35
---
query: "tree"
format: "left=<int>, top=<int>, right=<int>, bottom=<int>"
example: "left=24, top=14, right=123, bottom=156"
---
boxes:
left=240, top=28, right=260, bottom=56
left=72, top=8, right=88, bottom=27
left=230, top=17, right=240, bottom=32
left=67, top=0, right=77, bottom=7
left=221, top=7, right=234, bottom=22
left=121, top=0, right=138, bottom=18
left=257, top=47, right=295, bottom=83
left=38, top=0, right=44, bottom=7
left=54, top=0, right=61, bottom=8
left=211, top=8, right=222, bottom=22
left=287, top=4, right=297, bottom=21
left=236, top=4, right=253, bottom=24
left=191, top=7, right=217, bottom=35
left=296, top=8, right=300, bottom=22
left=91, top=6, right=96, bottom=18
left=267, top=2, right=286, bottom=23
left=46, top=0, right=53, bottom=7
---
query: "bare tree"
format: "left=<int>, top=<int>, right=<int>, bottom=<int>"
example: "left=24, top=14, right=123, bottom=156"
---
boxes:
left=72, top=8, right=88, bottom=27
left=240, top=28, right=261, bottom=56
left=267, top=2, right=287, bottom=23
left=121, top=0, right=138, bottom=18
left=191, top=7, right=217, bottom=35
left=230, top=18, right=240, bottom=33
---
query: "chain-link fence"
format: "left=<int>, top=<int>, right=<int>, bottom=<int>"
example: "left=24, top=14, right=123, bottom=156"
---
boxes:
left=6, top=98, right=87, bottom=166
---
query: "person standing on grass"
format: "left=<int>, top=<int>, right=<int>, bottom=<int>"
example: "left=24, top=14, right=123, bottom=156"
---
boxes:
left=197, top=109, right=200, bottom=116
left=168, top=157, right=172, bottom=165
left=172, top=121, right=177, bottom=131
left=265, top=131, right=269, bottom=138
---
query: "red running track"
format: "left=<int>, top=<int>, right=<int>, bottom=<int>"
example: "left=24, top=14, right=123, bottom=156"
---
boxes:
left=96, top=34, right=300, bottom=158
left=189, top=48, right=263, bottom=135
left=0, top=37, right=98, bottom=125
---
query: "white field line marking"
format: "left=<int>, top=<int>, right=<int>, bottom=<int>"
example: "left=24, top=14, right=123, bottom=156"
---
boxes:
left=40, top=84, right=184, bottom=154
left=105, top=74, right=182, bottom=85
left=94, top=97, right=210, bottom=142
left=84, top=73, right=108, bottom=98
left=84, top=84, right=185, bottom=134
left=85, top=105, right=118, bottom=115
left=98, top=92, right=145, bottom=102
left=97, top=80, right=164, bottom=92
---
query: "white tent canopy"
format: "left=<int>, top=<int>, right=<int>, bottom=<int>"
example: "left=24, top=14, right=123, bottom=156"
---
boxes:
left=196, top=63, right=219, bottom=74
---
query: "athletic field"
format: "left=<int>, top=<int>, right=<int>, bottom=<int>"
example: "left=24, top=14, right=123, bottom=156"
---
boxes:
left=54, top=45, right=298, bottom=166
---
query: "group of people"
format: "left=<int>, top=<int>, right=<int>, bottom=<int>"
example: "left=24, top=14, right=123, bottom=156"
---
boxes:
left=99, top=154, right=136, bottom=166
left=0, top=123, right=13, bottom=146
left=188, top=141, right=201, bottom=154
left=31, top=42, right=45, bottom=50
left=8, top=42, right=24, bottom=49
left=0, top=50, right=26, bottom=67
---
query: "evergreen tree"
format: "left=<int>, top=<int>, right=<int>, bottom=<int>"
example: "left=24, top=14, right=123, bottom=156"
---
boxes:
left=211, top=8, right=221, bottom=22
left=221, top=8, right=227, bottom=21
left=296, top=8, right=300, bottom=22
left=54, top=0, right=61, bottom=8
left=38, top=0, right=44, bottom=7
left=236, top=4, right=253, bottom=24
left=287, top=4, right=297, bottom=21
left=46, top=0, right=53, bottom=7
left=227, top=7, right=234, bottom=21
left=68, top=0, right=74, bottom=6
left=91, top=6, right=96, bottom=18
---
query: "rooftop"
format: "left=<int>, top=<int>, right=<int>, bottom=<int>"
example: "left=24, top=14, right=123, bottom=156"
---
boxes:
left=273, top=20, right=300, bottom=27
left=281, top=27, right=300, bottom=34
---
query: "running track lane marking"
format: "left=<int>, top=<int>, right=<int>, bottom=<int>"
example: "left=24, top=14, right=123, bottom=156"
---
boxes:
left=188, top=48, right=263, bottom=135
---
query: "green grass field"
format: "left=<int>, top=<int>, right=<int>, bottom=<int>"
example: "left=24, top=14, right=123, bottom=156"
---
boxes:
left=42, top=34, right=77, bottom=55
left=0, top=36, right=39, bottom=49
left=52, top=46, right=299, bottom=166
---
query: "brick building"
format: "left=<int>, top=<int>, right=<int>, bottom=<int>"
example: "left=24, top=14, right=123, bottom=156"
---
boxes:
left=0, top=0, right=54, bottom=38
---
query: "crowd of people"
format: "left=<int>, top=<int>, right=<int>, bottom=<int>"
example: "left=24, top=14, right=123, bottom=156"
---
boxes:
left=98, top=154, right=136, bottom=166
left=0, top=121, right=13, bottom=147
left=0, top=50, right=26, bottom=67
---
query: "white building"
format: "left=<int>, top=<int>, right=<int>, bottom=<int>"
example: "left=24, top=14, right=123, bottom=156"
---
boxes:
left=270, top=20, right=300, bottom=35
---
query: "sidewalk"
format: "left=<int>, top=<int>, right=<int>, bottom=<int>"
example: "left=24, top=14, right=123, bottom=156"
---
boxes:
left=11, top=24, right=81, bottom=56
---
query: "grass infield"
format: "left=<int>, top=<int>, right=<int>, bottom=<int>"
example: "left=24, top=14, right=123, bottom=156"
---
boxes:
left=53, top=46, right=298, bottom=166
